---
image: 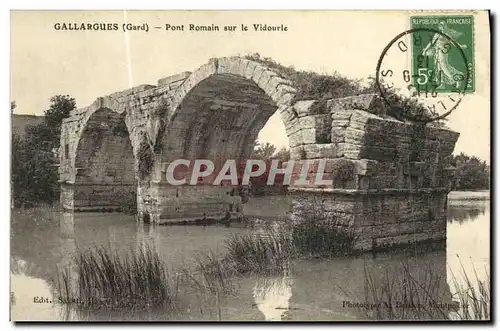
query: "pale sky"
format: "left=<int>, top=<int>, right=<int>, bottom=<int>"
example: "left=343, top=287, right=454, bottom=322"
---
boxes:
left=10, top=10, right=490, bottom=162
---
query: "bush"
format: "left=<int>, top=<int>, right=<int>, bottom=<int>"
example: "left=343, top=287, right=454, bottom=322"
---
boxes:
left=11, top=132, right=60, bottom=207
left=11, top=95, right=75, bottom=207
left=450, top=153, right=490, bottom=190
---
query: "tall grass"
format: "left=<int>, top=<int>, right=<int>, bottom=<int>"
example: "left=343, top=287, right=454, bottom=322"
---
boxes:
left=193, top=216, right=356, bottom=281
left=185, top=250, right=237, bottom=296
left=291, top=218, right=356, bottom=258
left=345, top=258, right=491, bottom=321
left=290, top=197, right=358, bottom=258
left=360, top=260, right=450, bottom=320
left=57, top=245, right=173, bottom=310
left=449, top=258, right=490, bottom=320
left=224, top=229, right=293, bottom=275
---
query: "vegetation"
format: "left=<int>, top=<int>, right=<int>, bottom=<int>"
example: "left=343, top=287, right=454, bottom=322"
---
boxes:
left=223, top=230, right=293, bottom=275
left=194, top=202, right=357, bottom=283
left=244, top=53, right=443, bottom=125
left=245, top=53, right=365, bottom=101
left=249, top=141, right=290, bottom=196
left=187, top=251, right=237, bottom=296
left=57, top=245, right=173, bottom=310
left=291, top=214, right=356, bottom=258
left=358, top=260, right=451, bottom=320
left=137, top=133, right=155, bottom=180
left=252, top=141, right=277, bottom=160
left=11, top=95, right=76, bottom=207
left=274, top=147, right=291, bottom=162
left=115, top=190, right=137, bottom=215
left=450, top=153, right=490, bottom=190
left=449, top=260, right=490, bottom=320
left=330, top=159, right=356, bottom=186
left=349, top=258, right=490, bottom=321
left=54, top=242, right=490, bottom=321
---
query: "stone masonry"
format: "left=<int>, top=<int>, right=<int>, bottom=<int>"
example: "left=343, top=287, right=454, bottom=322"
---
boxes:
left=285, top=95, right=459, bottom=250
left=59, top=56, right=459, bottom=250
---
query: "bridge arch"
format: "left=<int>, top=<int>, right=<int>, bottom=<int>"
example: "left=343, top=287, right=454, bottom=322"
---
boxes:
left=72, top=105, right=136, bottom=211
left=157, top=57, right=298, bottom=161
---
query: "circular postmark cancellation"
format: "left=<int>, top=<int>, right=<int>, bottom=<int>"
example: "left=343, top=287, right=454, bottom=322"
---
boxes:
left=375, top=24, right=473, bottom=123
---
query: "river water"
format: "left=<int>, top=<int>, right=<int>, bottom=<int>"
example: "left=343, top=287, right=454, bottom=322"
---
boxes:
left=10, top=193, right=490, bottom=321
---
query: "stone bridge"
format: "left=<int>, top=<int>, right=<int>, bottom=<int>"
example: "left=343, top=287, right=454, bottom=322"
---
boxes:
left=59, top=56, right=459, bottom=250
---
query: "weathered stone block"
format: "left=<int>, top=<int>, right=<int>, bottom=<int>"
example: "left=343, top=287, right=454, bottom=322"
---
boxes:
left=327, top=94, right=378, bottom=112
left=293, top=100, right=317, bottom=117
left=331, top=110, right=353, bottom=121
left=301, top=143, right=337, bottom=159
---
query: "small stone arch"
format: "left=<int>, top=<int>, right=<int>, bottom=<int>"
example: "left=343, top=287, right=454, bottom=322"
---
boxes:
left=71, top=102, right=136, bottom=211
left=70, top=97, right=127, bottom=169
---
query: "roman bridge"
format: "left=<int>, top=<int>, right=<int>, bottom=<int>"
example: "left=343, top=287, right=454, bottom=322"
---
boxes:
left=59, top=56, right=459, bottom=250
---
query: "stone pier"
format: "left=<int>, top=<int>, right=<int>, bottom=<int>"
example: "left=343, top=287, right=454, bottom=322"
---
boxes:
left=285, top=99, right=459, bottom=250
left=59, top=56, right=459, bottom=250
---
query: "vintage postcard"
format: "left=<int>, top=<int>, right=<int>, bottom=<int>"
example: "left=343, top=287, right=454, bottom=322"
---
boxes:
left=10, top=10, right=491, bottom=322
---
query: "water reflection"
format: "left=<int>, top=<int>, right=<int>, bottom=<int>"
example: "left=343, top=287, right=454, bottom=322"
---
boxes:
left=10, top=198, right=490, bottom=321
left=447, top=204, right=487, bottom=224
left=58, top=213, right=76, bottom=268
left=136, top=223, right=160, bottom=253
left=10, top=257, right=61, bottom=321
left=252, top=270, right=294, bottom=321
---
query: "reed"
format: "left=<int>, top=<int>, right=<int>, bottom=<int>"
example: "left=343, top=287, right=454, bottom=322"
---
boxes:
left=290, top=218, right=356, bottom=258
left=360, top=260, right=450, bottom=320
left=223, top=229, right=293, bottom=275
left=195, top=215, right=356, bottom=279
left=56, top=245, right=173, bottom=310
left=351, top=258, right=490, bottom=321
left=186, top=250, right=237, bottom=296
left=449, top=258, right=490, bottom=320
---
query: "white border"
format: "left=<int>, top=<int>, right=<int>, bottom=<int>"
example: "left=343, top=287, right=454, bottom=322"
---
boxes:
left=2, top=1, right=498, bottom=330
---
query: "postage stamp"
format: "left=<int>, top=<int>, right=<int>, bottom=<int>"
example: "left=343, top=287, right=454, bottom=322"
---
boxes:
left=410, top=15, right=475, bottom=94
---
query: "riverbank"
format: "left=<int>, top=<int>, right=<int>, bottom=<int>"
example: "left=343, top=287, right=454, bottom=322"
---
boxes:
left=448, top=191, right=490, bottom=201
left=241, top=191, right=490, bottom=220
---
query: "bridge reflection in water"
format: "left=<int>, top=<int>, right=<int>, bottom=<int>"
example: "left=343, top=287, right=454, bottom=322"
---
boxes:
left=10, top=202, right=489, bottom=321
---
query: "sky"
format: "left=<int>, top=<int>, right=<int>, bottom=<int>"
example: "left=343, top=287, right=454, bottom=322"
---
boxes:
left=10, top=10, right=491, bottom=162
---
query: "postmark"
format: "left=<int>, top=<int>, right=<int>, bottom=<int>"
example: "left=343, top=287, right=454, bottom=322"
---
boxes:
left=375, top=16, right=474, bottom=123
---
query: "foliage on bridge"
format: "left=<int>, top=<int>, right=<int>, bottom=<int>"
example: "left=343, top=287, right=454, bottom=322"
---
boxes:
left=244, top=53, right=444, bottom=125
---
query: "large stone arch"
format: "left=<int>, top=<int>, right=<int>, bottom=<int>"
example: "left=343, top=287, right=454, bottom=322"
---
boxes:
left=135, top=57, right=300, bottom=223
left=158, top=57, right=298, bottom=162
left=69, top=104, right=136, bottom=211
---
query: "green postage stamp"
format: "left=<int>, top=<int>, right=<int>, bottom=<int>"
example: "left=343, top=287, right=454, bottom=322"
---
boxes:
left=410, top=15, right=475, bottom=94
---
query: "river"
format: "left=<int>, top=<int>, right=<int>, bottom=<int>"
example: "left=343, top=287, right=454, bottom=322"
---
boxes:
left=10, top=192, right=490, bottom=321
